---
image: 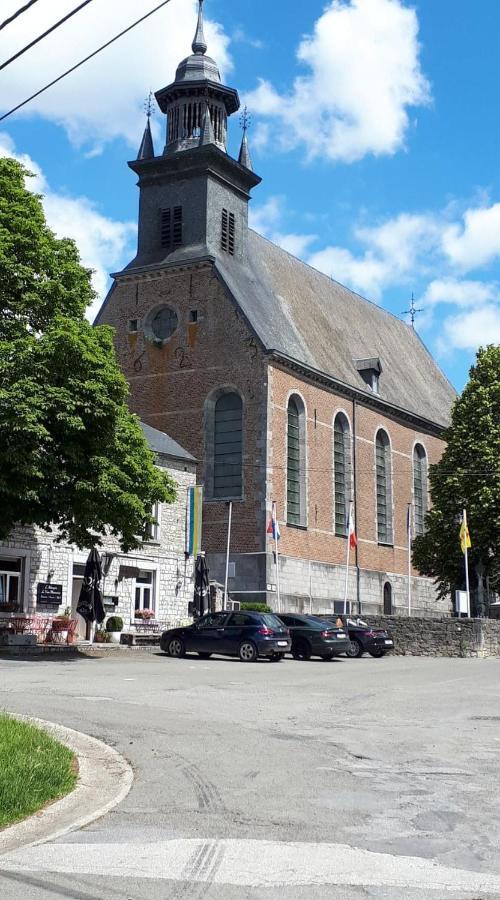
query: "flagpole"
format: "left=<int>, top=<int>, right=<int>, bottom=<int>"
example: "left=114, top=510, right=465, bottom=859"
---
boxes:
left=223, top=501, right=233, bottom=611
left=407, top=503, right=412, bottom=618
left=343, top=501, right=353, bottom=615
left=274, top=501, right=282, bottom=614
left=463, top=508, right=471, bottom=618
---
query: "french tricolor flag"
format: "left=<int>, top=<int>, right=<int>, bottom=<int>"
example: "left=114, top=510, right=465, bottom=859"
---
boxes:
left=347, top=505, right=358, bottom=550
left=267, top=503, right=281, bottom=541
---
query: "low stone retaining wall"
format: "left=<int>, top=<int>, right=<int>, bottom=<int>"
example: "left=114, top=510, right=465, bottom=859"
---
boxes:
left=365, top=616, right=500, bottom=658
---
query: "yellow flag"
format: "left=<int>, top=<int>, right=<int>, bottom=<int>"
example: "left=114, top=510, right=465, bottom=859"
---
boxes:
left=460, top=516, right=471, bottom=554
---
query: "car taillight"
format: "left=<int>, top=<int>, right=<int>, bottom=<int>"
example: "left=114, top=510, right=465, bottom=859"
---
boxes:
left=365, top=630, right=378, bottom=637
left=259, top=627, right=274, bottom=636
left=321, top=630, right=332, bottom=638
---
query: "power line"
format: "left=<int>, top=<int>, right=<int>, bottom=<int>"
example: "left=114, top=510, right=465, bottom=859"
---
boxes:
left=0, top=0, right=173, bottom=122
left=0, top=0, right=95, bottom=73
left=0, top=0, right=41, bottom=33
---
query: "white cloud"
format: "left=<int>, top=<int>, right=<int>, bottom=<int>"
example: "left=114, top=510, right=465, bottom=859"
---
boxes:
left=423, top=278, right=500, bottom=309
left=0, top=133, right=135, bottom=319
left=442, top=204, right=500, bottom=271
left=245, top=0, right=430, bottom=163
left=441, top=306, right=500, bottom=351
left=0, top=0, right=231, bottom=152
left=249, top=195, right=317, bottom=259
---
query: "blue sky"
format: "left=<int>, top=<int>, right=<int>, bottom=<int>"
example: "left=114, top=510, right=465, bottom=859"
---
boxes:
left=2, top=0, right=500, bottom=392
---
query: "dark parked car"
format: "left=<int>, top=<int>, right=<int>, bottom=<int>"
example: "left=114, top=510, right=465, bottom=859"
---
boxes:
left=316, top=615, right=394, bottom=658
left=160, top=610, right=291, bottom=662
left=277, top=613, right=349, bottom=660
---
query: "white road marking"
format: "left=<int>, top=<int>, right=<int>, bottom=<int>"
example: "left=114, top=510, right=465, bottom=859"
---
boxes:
left=1, top=839, right=499, bottom=893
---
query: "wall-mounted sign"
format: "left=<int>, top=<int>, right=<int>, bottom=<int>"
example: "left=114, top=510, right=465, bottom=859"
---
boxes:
left=37, top=583, right=63, bottom=607
left=103, top=595, right=119, bottom=611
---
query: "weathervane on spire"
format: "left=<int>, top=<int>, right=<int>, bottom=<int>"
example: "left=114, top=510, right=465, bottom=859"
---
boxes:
left=144, top=91, right=155, bottom=120
left=402, top=293, right=423, bottom=329
left=240, top=105, right=251, bottom=134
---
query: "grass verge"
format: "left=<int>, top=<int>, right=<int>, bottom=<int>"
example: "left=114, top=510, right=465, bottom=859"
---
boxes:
left=0, top=713, right=77, bottom=829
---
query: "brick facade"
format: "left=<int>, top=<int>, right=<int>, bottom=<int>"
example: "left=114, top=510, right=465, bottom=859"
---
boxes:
left=99, top=264, right=450, bottom=617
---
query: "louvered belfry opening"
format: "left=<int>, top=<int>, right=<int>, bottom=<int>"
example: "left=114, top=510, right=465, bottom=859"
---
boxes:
left=376, top=430, right=393, bottom=545
left=166, top=100, right=228, bottom=152
left=221, top=209, right=235, bottom=255
left=413, top=444, right=428, bottom=536
left=161, top=206, right=183, bottom=250
left=334, top=413, right=352, bottom=537
left=214, top=393, right=243, bottom=499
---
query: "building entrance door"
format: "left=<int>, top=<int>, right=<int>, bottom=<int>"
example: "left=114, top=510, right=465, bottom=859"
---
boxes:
left=383, top=582, right=393, bottom=615
left=71, top=564, right=89, bottom=641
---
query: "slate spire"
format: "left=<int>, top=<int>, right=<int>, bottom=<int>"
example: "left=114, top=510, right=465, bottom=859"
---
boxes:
left=192, top=0, right=207, bottom=55
left=200, top=102, right=215, bottom=146
left=238, top=106, right=253, bottom=171
left=137, top=92, right=155, bottom=160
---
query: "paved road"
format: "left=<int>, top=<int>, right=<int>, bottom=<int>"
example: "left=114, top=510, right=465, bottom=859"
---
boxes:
left=0, top=652, right=500, bottom=899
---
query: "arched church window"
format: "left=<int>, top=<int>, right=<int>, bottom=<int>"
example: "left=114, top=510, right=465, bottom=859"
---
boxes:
left=376, top=429, right=393, bottom=545
left=214, top=393, right=243, bottom=499
left=413, top=444, right=428, bottom=536
left=287, top=396, right=306, bottom=526
left=334, top=413, right=352, bottom=536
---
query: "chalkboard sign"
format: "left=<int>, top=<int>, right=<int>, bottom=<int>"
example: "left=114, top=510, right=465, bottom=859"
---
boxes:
left=37, top=583, right=63, bottom=607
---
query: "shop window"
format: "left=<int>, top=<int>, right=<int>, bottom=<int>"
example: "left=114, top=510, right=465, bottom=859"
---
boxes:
left=135, top=571, right=155, bottom=614
left=0, top=558, right=22, bottom=610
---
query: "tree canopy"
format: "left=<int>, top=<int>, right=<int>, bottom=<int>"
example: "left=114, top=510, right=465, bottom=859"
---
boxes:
left=413, top=345, right=500, bottom=610
left=0, top=157, right=175, bottom=552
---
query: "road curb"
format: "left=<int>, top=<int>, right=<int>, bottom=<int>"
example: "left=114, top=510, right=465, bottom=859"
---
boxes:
left=0, top=716, right=134, bottom=856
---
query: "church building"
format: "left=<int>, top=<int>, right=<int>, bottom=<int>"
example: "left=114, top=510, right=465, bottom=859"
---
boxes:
left=97, top=0, right=456, bottom=617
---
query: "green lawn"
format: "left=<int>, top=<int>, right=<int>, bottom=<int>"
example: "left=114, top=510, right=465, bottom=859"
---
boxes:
left=0, top=713, right=77, bottom=829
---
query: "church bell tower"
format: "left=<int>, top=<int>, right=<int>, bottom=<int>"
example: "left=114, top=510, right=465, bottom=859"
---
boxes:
left=127, top=0, right=261, bottom=272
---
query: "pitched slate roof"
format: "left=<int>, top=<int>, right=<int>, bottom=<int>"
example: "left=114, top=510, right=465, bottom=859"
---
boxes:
left=140, top=422, right=196, bottom=462
left=217, top=230, right=456, bottom=428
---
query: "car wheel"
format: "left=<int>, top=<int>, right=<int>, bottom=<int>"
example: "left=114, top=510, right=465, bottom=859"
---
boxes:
left=321, top=652, right=335, bottom=661
left=168, top=637, right=185, bottom=658
left=198, top=652, right=212, bottom=659
left=292, top=640, right=312, bottom=661
left=239, top=640, right=258, bottom=663
left=269, top=653, right=284, bottom=662
left=369, top=649, right=386, bottom=659
left=345, top=639, right=364, bottom=659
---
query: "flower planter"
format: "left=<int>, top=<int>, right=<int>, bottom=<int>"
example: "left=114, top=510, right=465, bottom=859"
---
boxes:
left=109, top=632, right=122, bottom=644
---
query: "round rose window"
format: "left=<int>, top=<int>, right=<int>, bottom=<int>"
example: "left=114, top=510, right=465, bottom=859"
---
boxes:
left=151, top=306, right=178, bottom=342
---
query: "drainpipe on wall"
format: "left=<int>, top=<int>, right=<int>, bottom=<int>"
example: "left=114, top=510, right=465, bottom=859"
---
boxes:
left=353, top=399, right=361, bottom=616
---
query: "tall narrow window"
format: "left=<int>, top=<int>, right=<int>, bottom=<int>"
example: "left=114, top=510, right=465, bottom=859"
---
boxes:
left=376, top=430, right=393, bottom=545
left=334, top=413, right=352, bottom=536
left=173, top=206, right=183, bottom=248
left=221, top=209, right=235, bottom=255
left=214, top=393, right=243, bottom=499
left=413, top=444, right=428, bottom=536
left=287, top=397, right=306, bottom=526
left=160, top=209, right=171, bottom=248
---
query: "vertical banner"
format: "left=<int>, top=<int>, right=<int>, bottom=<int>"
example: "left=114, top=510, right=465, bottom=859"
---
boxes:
left=186, top=486, right=203, bottom=557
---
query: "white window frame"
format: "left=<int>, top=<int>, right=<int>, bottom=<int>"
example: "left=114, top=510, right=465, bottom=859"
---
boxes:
left=133, top=568, right=157, bottom=617
left=0, top=548, right=31, bottom=613
left=145, top=502, right=161, bottom=543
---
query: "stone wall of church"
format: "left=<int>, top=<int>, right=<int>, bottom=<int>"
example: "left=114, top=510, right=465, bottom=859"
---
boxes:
left=266, top=362, right=449, bottom=614
left=99, top=262, right=269, bottom=561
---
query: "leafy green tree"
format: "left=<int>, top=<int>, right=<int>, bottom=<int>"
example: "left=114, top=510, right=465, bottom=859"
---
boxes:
left=413, top=345, right=500, bottom=613
left=0, top=158, right=175, bottom=551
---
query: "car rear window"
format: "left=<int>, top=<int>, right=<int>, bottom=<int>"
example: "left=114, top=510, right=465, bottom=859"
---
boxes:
left=301, top=617, right=334, bottom=629
left=261, top=615, right=286, bottom=629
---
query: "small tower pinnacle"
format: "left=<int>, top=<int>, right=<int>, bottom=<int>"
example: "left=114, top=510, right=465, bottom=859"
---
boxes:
left=192, top=0, right=207, bottom=55
left=137, top=92, right=155, bottom=160
left=238, top=106, right=253, bottom=171
left=200, top=101, right=215, bottom=146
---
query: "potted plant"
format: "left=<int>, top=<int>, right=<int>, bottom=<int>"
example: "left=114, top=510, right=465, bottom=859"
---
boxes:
left=94, top=628, right=111, bottom=644
left=52, top=608, right=72, bottom=642
left=106, top=615, right=124, bottom=644
left=135, top=609, right=155, bottom=621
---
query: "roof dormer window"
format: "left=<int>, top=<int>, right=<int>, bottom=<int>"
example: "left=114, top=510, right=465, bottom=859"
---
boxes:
left=354, top=358, right=382, bottom=395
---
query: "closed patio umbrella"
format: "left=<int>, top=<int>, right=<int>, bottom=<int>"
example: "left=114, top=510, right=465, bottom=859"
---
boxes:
left=77, top=548, right=105, bottom=626
left=194, top=554, right=209, bottom=617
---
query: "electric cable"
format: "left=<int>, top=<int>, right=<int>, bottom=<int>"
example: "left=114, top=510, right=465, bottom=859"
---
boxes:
left=0, top=0, right=173, bottom=122
left=0, top=0, right=41, bottom=34
left=0, top=0, right=95, bottom=72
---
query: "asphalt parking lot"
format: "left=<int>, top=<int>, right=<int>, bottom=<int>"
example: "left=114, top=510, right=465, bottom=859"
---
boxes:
left=1, top=651, right=500, bottom=898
